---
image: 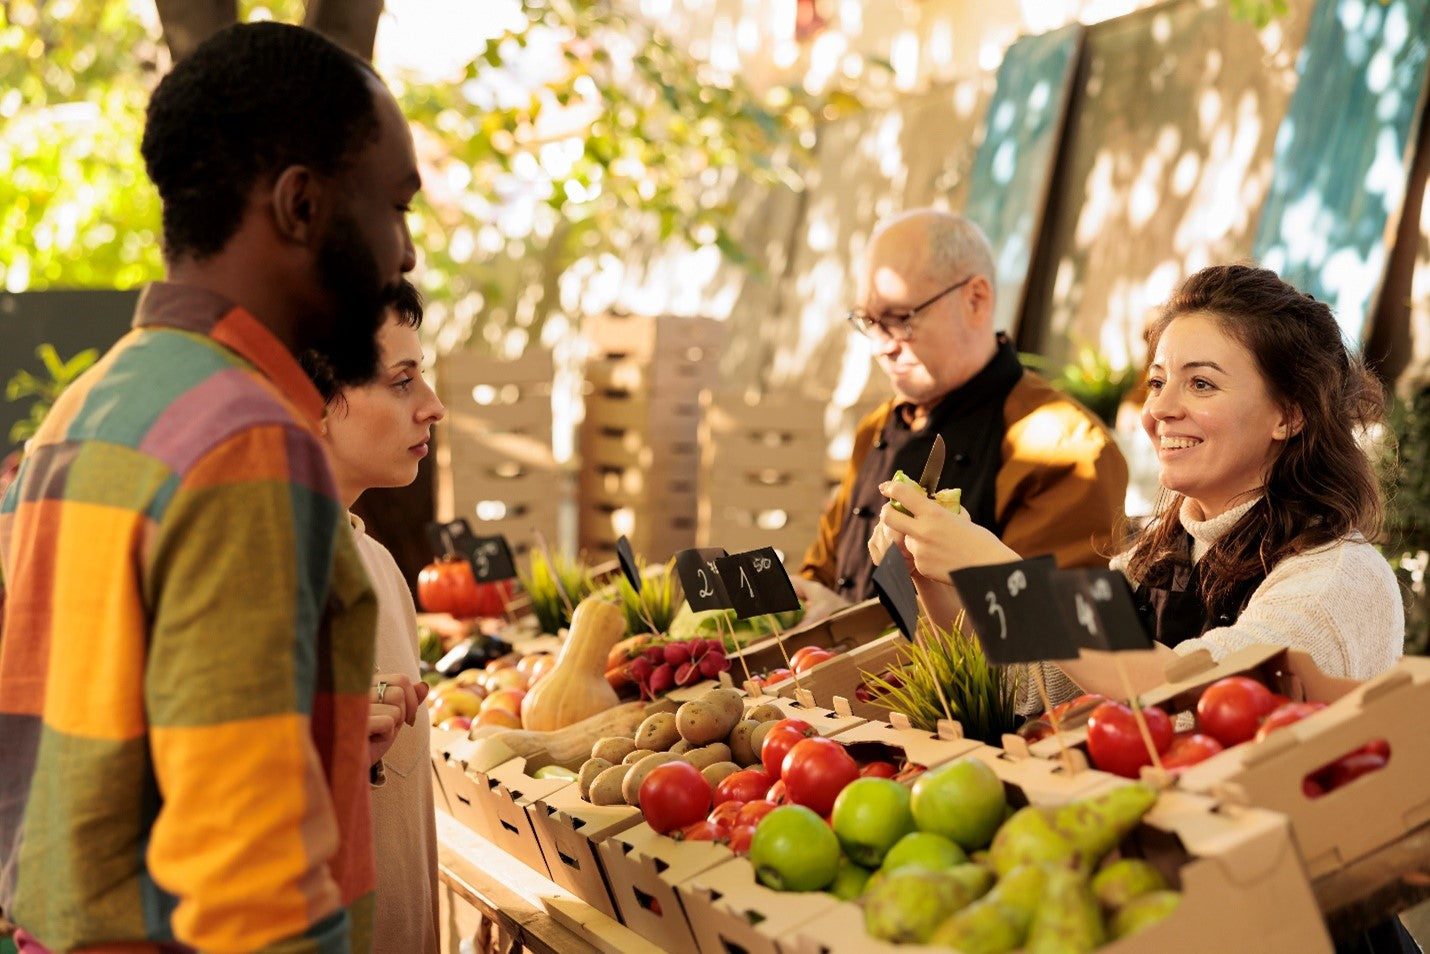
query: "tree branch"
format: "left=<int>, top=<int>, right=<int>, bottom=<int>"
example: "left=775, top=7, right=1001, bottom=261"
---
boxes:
left=304, top=0, right=383, bottom=61
left=153, top=0, right=238, bottom=62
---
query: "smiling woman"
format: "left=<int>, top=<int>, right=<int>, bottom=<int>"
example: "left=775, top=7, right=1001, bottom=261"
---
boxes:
left=870, top=264, right=1404, bottom=704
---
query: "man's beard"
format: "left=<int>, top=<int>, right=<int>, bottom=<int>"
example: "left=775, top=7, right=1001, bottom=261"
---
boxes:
left=312, top=210, right=399, bottom=387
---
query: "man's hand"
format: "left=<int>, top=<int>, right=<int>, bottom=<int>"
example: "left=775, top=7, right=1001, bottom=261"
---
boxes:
left=874, top=478, right=1017, bottom=580
left=791, top=575, right=850, bottom=624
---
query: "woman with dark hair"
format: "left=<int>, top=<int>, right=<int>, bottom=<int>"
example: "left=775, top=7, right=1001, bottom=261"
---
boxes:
left=871, top=263, right=1403, bottom=697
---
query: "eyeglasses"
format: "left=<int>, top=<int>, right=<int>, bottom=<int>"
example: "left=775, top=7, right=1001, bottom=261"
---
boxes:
left=845, top=275, right=974, bottom=343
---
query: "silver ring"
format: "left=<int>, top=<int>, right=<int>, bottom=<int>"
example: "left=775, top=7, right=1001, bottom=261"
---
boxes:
left=375, top=680, right=388, bottom=704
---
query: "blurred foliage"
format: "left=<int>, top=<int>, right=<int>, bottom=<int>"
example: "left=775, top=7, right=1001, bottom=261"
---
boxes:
left=1022, top=345, right=1138, bottom=427
left=0, top=0, right=165, bottom=292
left=1, top=0, right=852, bottom=355
left=6, top=343, right=99, bottom=445
left=1379, top=387, right=1430, bottom=655
left=1226, top=0, right=1291, bottom=27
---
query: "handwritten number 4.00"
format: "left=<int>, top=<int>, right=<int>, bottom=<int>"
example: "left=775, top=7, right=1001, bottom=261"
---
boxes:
left=984, top=592, right=1008, bottom=640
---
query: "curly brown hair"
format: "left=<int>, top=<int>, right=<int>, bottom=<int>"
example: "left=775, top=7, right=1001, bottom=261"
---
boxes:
left=1124, top=264, right=1387, bottom=622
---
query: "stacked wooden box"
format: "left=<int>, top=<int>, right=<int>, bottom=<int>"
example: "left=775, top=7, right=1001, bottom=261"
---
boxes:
left=434, top=347, right=561, bottom=560
left=578, top=313, right=722, bottom=565
left=697, top=389, right=830, bottom=565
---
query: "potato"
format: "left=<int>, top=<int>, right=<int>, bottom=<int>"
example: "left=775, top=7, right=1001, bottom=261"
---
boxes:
left=745, top=702, right=784, bottom=723
left=578, top=757, right=612, bottom=801
left=634, top=712, right=681, bottom=751
left=677, top=688, right=743, bottom=746
left=591, top=736, right=638, bottom=764
left=623, top=748, right=656, bottom=765
left=701, top=761, right=742, bottom=787
left=623, top=751, right=682, bottom=806
left=588, top=763, right=634, bottom=806
left=683, top=742, right=732, bottom=771
left=749, top=720, right=781, bottom=763
left=726, top=719, right=761, bottom=766
left=669, top=739, right=694, bottom=756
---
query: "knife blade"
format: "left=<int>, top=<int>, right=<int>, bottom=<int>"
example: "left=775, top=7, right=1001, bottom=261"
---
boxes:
left=917, top=434, right=946, bottom=497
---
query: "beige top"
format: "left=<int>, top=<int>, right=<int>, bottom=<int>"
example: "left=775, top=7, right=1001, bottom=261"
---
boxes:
left=351, top=515, right=440, bottom=954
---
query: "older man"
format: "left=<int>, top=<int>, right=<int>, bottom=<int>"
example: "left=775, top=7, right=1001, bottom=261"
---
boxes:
left=796, top=209, right=1128, bottom=620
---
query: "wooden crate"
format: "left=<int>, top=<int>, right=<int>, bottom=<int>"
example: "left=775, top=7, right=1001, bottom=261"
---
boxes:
left=435, top=347, right=562, bottom=555
left=698, top=390, right=831, bottom=564
left=579, top=314, right=723, bottom=562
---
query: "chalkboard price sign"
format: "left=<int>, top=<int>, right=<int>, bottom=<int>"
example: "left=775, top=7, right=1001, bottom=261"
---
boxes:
left=615, top=535, right=642, bottom=594
left=714, top=547, right=800, bottom=619
left=871, top=548, right=921, bottom=641
left=674, top=547, right=732, bottom=611
left=948, top=556, right=1077, bottom=664
left=425, top=518, right=517, bottom=582
left=1049, top=569, right=1153, bottom=653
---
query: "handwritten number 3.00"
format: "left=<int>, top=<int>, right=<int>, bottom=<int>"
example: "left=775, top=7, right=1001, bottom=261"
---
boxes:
left=984, top=592, right=1008, bottom=640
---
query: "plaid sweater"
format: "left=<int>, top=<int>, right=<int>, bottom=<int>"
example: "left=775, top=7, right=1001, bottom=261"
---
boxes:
left=0, top=283, right=377, bottom=953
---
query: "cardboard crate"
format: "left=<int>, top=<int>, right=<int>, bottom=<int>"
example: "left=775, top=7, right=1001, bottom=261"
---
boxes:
left=597, top=822, right=738, bottom=952
left=1012, top=644, right=1362, bottom=767
left=432, top=735, right=494, bottom=841
left=731, top=599, right=893, bottom=679
left=528, top=783, right=644, bottom=921
left=678, top=856, right=842, bottom=954
left=761, top=631, right=904, bottom=719
left=781, top=779, right=1330, bottom=953
left=1174, top=655, right=1430, bottom=879
left=467, top=751, right=578, bottom=879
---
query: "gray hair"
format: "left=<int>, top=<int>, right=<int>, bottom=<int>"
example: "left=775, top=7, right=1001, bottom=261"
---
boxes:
left=875, top=208, right=997, bottom=292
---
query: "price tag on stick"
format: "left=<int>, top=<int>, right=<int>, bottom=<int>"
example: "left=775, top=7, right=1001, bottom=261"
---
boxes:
left=426, top=518, right=516, bottom=583
left=1049, top=569, right=1154, bottom=653
left=714, top=547, right=800, bottom=619
left=425, top=518, right=472, bottom=559
left=674, top=548, right=732, bottom=611
left=871, top=549, right=921, bottom=642
left=615, top=535, right=642, bottom=594
left=948, top=556, right=1077, bottom=664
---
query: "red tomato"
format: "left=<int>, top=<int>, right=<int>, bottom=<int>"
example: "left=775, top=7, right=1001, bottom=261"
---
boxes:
left=707, top=800, right=745, bottom=830
left=1253, top=701, right=1328, bottom=742
left=1302, top=773, right=1327, bottom=799
left=758, top=668, right=792, bottom=688
left=417, top=555, right=481, bottom=617
left=766, top=779, right=789, bottom=805
left=726, top=823, right=756, bottom=856
left=791, top=647, right=837, bottom=675
left=675, top=819, right=726, bottom=842
left=780, top=737, right=860, bottom=817
left=1086, top=701, right=1173, bottom=779
left=736, top=800, right=779, bottom=827
left=1196, top=676, right=1275, bottom=747
left=859, top=760, right=899, bottom=779
left=1050, top=693, right=1110, bottom=722
left=1324, top=751, right=1388, bottom=791
left=761, top=718, right=817, bottom=779
left=640, top=762, right=712, bottom=835
left=1160, top=732, right=1224, bottom=771
left=713, top=769, right=773, bottom=807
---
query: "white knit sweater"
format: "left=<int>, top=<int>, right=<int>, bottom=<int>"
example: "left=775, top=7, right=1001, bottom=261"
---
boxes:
left=1112, top=498, right=1404, bottom=680
left=1018, top=498, right=1404, bottom=713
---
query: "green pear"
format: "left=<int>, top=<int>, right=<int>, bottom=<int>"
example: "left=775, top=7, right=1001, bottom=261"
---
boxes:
left=930, top=863, right=1047, bottom=953
left=1110, top=889, right=1181, bottom=939
left=1048, top=783, right=1158, bottom=871
left=1091, top=858, right=1167, bottom=910
left=827, top=856, right=872, bottom=901
left=1025, top=866, right=1104, bottom=953
left=987, top=806, right=1077, bottom=876
left=862, top=866, right=987, bottom=943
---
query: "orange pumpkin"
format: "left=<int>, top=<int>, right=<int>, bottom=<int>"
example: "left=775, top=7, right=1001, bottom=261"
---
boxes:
left=417, top=555, right=513, bottom=619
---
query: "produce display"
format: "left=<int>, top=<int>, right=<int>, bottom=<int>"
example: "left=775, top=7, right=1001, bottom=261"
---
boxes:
left=425, top=543, right=1421, bottom=953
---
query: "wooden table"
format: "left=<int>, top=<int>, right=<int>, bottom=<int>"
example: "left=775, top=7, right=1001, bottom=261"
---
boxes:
left=436, top=810, right=665, bottom=954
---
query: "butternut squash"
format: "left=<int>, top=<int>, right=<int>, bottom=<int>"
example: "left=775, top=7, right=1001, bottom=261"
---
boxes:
left=520, top=597, right=628, bottom=732
left=469, top=700, right=649, bottom=769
